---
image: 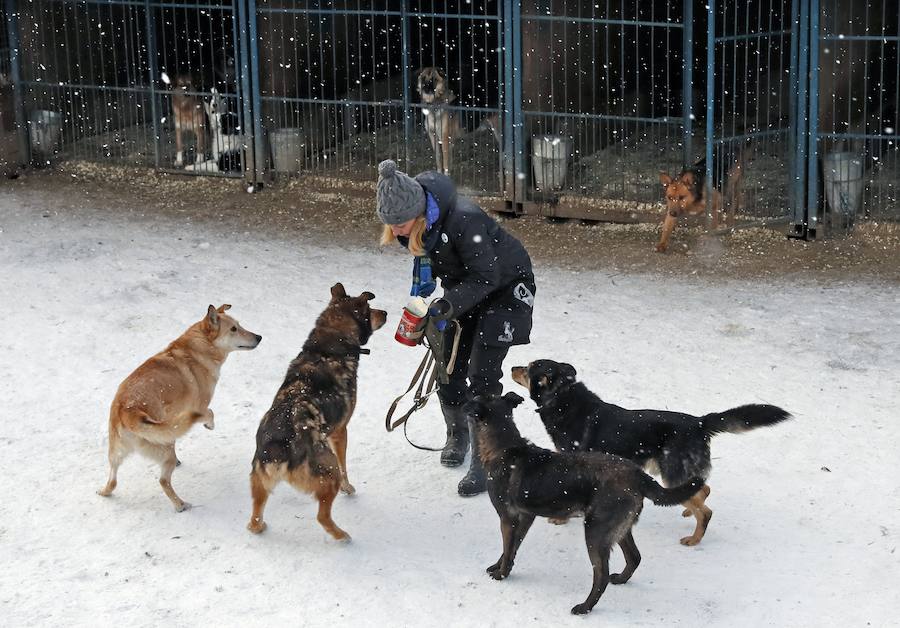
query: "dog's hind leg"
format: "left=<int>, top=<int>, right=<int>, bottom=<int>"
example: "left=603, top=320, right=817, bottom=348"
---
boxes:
left=571, top=515, right=613, bottom=614
left=97, top=428, right=130, bottom=497
left=680, top=487, right=713, bottom=546
left=610, top=528, right=641, bottom=585
left=314, top=479, right=350, bottom=541
left=247, top=464, right=271, bottom=534
left=682, top=484, right=710, bottom=517
left=327, top=425, right=355, bottom=495
left=487, top=512, right=535, bottom=580
left=146, top=443, right=190, bottom=512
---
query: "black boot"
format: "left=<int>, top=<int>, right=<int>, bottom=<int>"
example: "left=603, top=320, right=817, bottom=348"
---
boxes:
left=458, top=418, right=486, bottom=496
left=440, top=401, right=469, bottom=467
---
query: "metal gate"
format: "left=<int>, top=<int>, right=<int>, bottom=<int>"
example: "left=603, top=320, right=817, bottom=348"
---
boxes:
left=797, top=0, right=900, bottom=237
left=706, top=0, right=798, bottom=230
left=511, top=1, right=694, bottom=220
left=6, top=0, right=252, bottom=176
left=246, top=0, right=505, bottom=196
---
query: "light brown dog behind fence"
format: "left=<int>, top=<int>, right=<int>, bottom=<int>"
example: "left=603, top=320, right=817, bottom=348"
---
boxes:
left=417, top=67, right=462, bottom=175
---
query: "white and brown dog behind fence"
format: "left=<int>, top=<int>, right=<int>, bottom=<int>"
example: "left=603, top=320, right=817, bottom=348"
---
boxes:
left=170, top=74, right=207, bottom=168
left=417, top=67, right=461, bottom=175
left=97, top=305, right=261, bottom=512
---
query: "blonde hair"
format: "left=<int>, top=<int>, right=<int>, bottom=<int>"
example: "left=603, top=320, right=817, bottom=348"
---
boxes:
left=380, top=215, right=427, bottom=256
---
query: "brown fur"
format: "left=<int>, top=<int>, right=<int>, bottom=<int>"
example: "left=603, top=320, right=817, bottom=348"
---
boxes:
left=171, top=74, right=208, bottom=167
left=247, top=283, right=387, bottom=540
left=657, top=158, right=744, bottom=253
left=417, top=67, right=461, bottom=175
left=98, top=304, right=261, bottom=511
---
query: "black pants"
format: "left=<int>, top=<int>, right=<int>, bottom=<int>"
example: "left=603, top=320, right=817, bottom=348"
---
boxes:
left=437, top=312, right=510, bottom=407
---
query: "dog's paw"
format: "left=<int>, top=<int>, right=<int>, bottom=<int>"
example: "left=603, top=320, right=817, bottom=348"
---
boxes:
left=174, top=501, right=192, bottom=513
left=571, top=602, right=594, bottom=615
left=96, top=487, right=113, bottom=497
left=610, top=572, right=631, bottom=585
left=340, top=481, right=356, bottom=496
left=486, top=561, right=501, bottom=576
left=247, top=518, right=267, bottom=534
left=681, top=509, right=691, bottom=517
left=655, top=243, right=667, bottom=253
left=488, top=569, right=507, bottom=581
left=203, top=421, right=215, bottom=431
left=548, top=517, right=569, bottom=526
left=680, top=535, right=702, bottom=546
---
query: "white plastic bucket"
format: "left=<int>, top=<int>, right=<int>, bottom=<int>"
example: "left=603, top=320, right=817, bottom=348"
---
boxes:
left=29, top=109, right=62, bottom=156
left=822, top=152, right=864, bottom=218
left=269, top=128, right=305, bottom=173
left=532, top=135, right=569, bottom=191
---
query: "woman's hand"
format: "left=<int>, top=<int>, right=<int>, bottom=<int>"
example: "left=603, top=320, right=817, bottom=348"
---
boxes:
left=428, top=298, right=454, bottom=321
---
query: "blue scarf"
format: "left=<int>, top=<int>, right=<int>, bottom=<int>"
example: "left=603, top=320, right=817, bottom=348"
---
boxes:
left=410, top=193, right=441, bottom=297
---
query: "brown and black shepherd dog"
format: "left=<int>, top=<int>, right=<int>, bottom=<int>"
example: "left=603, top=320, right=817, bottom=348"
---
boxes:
left=657, top=149, right=745, bottom=253
left=98, top=305, right=262, bottom=511
left=466, top=392, right=704, bottom=615
left=247, top=283, right=387, bottom=540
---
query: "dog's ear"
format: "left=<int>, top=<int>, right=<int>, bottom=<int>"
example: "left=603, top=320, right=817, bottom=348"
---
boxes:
left=216, top=304, right=232, bottom=313
left=330, top=283, right=347, bottom=300
left=502, top=392, right=524, bottom=408
left=360, top=291, right=375, bottom=301
left=659, top=172, right=673, bottom=187
left=206, top=304, right=219, bottom=328
left=679, top=171, right=696, bottom=186
left=558, top=362, right=577, bottom=383
left=461, top=398, right=481, bottom=418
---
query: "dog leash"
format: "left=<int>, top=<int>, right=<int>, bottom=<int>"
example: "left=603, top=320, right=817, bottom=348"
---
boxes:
left=385, top=321, right=461, bottom=451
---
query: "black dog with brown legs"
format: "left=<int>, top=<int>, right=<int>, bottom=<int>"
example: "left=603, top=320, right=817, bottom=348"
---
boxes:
left=512, top=359, right=792, bottom=545
left=466, top=392, right=704, bottom=615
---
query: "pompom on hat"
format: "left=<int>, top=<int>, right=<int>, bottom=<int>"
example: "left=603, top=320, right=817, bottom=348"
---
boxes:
left=375, top=159, right=426, bottom=225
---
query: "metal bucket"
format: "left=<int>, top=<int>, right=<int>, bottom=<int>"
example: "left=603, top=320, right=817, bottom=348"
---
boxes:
left=269, top=128, right=305, bottom=173
left=532, top=135, right=569, bottom=191
left=822, top=152, right=864, bottom=221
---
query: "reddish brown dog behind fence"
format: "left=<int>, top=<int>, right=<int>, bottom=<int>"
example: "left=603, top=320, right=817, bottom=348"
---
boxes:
left=657, top=153, right=744, bottom=253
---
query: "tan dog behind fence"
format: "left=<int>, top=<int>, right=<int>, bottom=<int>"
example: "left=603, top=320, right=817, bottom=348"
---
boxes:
left=171, top=74, right=208, bottom=167
left=417, top=67, right=462, bottom=175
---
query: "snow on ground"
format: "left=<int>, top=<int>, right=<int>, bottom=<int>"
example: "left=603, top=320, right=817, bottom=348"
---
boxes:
left=1, top=185, right=898, bottom=627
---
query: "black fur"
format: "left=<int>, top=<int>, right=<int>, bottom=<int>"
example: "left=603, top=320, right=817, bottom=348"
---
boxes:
left=466, top=392, right=703, bottom=615
left=516, top=359, right=792, bottom=488
left=253, top=285, right=386, bottom=473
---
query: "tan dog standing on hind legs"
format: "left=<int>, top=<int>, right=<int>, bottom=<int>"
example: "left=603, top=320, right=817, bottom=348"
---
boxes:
left=657, top=150, right=744, bottom=253
left=417, top=67, right=461, bottom=175
left=98, top=305, right=261, bottom=511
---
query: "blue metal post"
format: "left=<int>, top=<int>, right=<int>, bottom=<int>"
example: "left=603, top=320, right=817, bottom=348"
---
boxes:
left=788, top=0, right=804, bottom=229
left=705, top=0, right=715, bottom=227
left=682, top=0, right=693, bottom=168
left=510, top=0, right=523, bottom=203
left=237, top=0, right=258, bottom=183
left=143, top=0, right=160, bottom=169
left=243, top=0, right=265, bottom=183
left=805, top=0, right=820, bottom=235
left=401, top=0, right=411, bottom=168
left=501, top=0, right=515, bottom=199
left=4, top=0, right=29, bottom=163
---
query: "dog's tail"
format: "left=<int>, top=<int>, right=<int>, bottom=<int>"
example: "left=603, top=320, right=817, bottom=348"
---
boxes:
left=640, top=474, right=705, bottom=506
left=700, top=404, right=792, bottom=436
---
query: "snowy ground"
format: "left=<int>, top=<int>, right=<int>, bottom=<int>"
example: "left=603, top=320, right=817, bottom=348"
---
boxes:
left=1, top=183, right=898, bottom=627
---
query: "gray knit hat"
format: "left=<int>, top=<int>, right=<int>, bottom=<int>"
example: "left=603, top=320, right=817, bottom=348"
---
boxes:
left=375, top=159, right=426, bottom=225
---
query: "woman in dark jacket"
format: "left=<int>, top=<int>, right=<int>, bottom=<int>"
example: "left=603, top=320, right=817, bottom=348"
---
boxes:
left=376, top=159, right=536, bottom=496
